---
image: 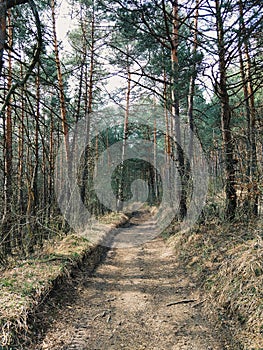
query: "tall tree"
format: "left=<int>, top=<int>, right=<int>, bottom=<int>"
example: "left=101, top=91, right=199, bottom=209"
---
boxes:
left=171, top=0, right=188, bottom=220
left=116, top=48, right=131, bottom=211
left=1, top=9, right=13, bottom=253
left=238, top=0, right=258, bottom=215
left=214, top=0, right=237, bottom=219
left=51, top=0, right=69, bottom=162
left=187, top=0, right=199, bottom=159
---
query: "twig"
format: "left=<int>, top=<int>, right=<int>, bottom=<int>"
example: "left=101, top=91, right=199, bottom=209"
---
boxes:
left=166, top=299, right=197, bottom=307
left=192, top=299, right=206, bottom=308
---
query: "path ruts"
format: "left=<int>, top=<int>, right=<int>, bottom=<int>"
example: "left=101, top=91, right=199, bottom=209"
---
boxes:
left=30, top=217, right=230, bottom=350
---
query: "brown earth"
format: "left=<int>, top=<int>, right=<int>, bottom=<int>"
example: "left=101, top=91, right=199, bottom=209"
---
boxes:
left=28, top=214, right=232, bottom=350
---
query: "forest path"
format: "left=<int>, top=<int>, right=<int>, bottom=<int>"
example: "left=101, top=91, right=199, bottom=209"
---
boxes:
left=30, top=214, right=230, bottom=350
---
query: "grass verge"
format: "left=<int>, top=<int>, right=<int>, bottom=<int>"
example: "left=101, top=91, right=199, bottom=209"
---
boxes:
left=0, top=212, right=128, bottom=348
left=168, top=218, right=263, bottom=350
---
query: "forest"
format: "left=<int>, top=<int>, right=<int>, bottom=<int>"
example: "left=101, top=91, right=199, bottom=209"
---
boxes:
left=0, top=0, right=262, bottom=348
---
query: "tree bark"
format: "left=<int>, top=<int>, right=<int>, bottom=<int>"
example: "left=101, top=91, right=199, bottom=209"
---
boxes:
left=163, top=69, right=171, bottom=164
left=51, top=0, right=69, bottom=162
left=238, top=0, right=258, bottom=216
left=16, top=60, right=25, bottom=250
left=187, top=0, right=199, bottom=160
left=117, top=55, right=131, bottom=212
left=171, top=0, right=187, bottom=220
left=215, top=0, right=237, bottom=220
left=1, top=9, right=13, bottom=254
left=80, top=1, right=95, bottom=205
left=48, top=111, right=54, bottom=219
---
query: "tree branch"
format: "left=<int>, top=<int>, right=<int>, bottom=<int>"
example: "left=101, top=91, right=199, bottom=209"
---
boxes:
left=0, top=0, right=42, bottom=115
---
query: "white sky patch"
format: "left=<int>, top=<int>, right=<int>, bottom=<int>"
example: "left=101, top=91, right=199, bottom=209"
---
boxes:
left=56, top=0, right=77, bottom=51
left=106, top=75, right=126, bottom=90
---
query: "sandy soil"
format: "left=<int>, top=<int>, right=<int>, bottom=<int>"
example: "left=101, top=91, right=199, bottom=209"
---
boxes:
left=29, top=215, right=231, bottom=350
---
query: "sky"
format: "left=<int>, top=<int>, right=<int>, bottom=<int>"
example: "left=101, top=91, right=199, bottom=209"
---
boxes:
left=55, top=0, right=125, bottom=98
left=56, top=0, right=75, bottom=50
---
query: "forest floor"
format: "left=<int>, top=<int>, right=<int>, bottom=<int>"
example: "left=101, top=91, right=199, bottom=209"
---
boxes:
left=28, top=212, right=233, bottom=350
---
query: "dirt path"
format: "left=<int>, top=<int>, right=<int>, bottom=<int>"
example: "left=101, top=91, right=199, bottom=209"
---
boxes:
left=30, top=217, right=230, bottom=350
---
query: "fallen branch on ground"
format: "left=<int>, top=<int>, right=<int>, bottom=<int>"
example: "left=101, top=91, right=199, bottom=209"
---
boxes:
left=192, top=299, right=206, bottom=308
left=166, top=299, right=197, bottom=307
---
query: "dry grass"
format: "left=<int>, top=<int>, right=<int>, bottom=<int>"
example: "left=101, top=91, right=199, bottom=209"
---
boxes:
left=0, top=212, right=127, bottom=348
left=0, top=234, right=92, bottom=347
left=212, top=235, right=263, bottom=349
left=169, top=219, right=263, bottom=349
left=98, top=211, right=129, bottom=226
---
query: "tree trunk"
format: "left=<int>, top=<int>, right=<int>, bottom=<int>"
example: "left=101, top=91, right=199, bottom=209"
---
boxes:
left=51, top=0, right=69, bottom=162
left=238, top=26, right=251, bottom=213
left=171, top=0, right=187, bottom=220
left=0, top=0, right=6, bottom=76
left=16, top=61, right=25, bottom=250
left=163, top=69, right=171, bottom=164
left=48, top=111, right=54, bottom=219
left=80, top=1, right=95, bottom=206
left=238, top=0, right=258, bottom=216
left=26, top=64, right=41, bottom=253
left=187, top=0, right=199, bottom=160
left=153, top=119, right=158, bottom=202
left=117, top=57, right=131, bottom=211
left=1, top=9, right=13, bottom=254
left=215, top=0, right=237, bottom=220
